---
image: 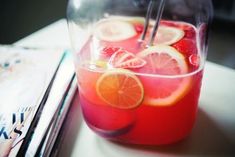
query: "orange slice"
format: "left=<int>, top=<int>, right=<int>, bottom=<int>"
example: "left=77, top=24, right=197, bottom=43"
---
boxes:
left=137, top=45, right=191, bottom=106
left=96, top=69, right=144, bottom=109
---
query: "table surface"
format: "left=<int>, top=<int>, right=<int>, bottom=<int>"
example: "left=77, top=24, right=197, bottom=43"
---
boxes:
left=15, top=19, right=235, bottom=157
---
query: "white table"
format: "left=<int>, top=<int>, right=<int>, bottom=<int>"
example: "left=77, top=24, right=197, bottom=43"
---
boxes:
left=16, top=19, right=235, bottom=157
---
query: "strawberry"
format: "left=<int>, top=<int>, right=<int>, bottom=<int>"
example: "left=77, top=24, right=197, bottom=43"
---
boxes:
left=172, top=38, right=197, bottom=56
left=100, top=46, right=121, bottom=58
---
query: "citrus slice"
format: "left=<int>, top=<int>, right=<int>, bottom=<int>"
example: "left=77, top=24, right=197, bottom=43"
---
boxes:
left=108, top=49, right=146, bottom=69
left=160, top=20, right=197, bottom=39
left=153, top=26, right=185, bottom=45
left=138, top=45, right=188, bottom=74
left=96, top=69, right=144, bottom=109
left=137, top=45, right=191, bottom=106
left=88, top=60, right=107, bottom=69
left=94, top=19, right=137, bottom=42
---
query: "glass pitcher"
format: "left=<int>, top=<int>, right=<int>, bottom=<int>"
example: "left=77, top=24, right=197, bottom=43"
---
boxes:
left=67, top=0, right=213, bottom=145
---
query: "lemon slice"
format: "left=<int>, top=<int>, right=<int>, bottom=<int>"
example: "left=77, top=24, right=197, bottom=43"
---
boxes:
left=94, top=19, right=137, bottom=42
left=138, top=45, right=191, bottom=106
left=89, top=60, right=107, bottom=68
left=154, top=26, right=185, bottom=45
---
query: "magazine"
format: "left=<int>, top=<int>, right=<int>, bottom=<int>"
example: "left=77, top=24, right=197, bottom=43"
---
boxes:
left=0, top=45, right=64, bottom=157
left=23, top=52, right=76, bottom=157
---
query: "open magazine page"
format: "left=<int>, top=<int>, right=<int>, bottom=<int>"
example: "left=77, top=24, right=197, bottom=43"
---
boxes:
left=0, top=46, right=64, bottom=157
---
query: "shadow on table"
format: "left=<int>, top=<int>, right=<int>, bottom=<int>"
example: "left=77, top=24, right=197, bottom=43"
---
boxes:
left=96, top=107, right=235, bottom=157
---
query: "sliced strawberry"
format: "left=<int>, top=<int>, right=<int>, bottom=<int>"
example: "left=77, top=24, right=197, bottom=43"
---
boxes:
left=172, top=38, right=197, bottom=56
left=134, top=23, right=144, bottom=33
left=109, top=49, right=146, bottom=69
left=183, top=26, right=196, bottom=39
left=101, top=46, right=121, bottom=56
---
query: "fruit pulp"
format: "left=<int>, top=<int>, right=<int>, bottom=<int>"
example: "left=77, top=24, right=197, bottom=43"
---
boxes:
left=76, top=17, right=203, bottom=145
